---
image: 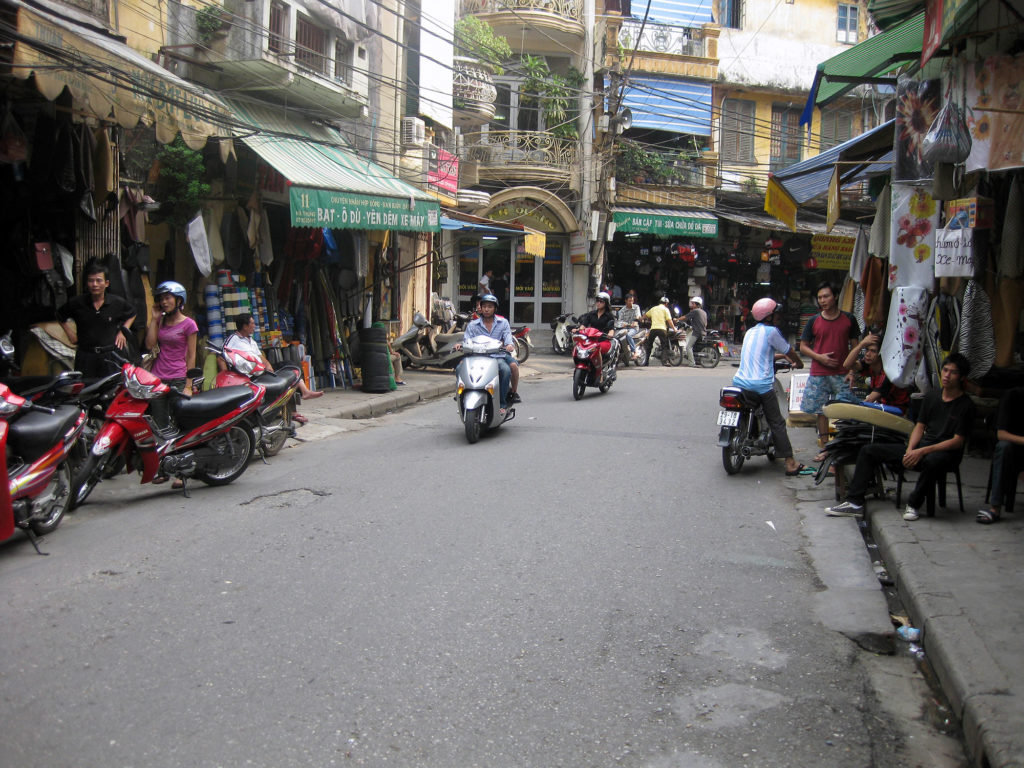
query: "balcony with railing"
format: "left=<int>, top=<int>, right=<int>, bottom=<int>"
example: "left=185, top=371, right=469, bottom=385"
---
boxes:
left=461, top=0, right=584, bottom=51
left=605, top=18, right=719, bottom=79
left=454, top=57, right=498, bottom=128
left=615, top=143, right=718, bottom=208
left=461, top=130, right=581, bottom=187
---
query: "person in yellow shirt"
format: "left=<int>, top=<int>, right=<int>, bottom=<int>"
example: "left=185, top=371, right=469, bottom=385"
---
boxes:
left=643, top=296, right=677, bottom=366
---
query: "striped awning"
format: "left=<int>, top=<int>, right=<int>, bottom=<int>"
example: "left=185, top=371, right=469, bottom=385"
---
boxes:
left=635, top=0, right=715, bottom=26
left=611, top=207, right=718, bottom=237
left=800, top=11, right=925, bottom=125
left=617, top=76, right=713, bottom=136
left=225, top=98, right=440, bottom=232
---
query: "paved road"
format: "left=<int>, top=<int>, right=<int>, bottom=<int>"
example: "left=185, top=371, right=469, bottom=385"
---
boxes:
left=0, top=365, right=965, bottom=767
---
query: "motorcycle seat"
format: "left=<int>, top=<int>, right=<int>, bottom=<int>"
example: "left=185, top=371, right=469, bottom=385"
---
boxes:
left=173, top=385, right=256, bottom=424
left=255, top=369, right=298, bottom=401
left=7, top=405, right=82, bottom=463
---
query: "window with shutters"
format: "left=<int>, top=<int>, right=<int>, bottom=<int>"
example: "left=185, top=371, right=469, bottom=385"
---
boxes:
left=837, top=4, right=858, bottom=43
left=721, top=0, right=744, bottom=28
left=820, top=108, right=853, bottom=150
left=721, top=98, right=755, bottom=163
left=295, top=14, right=327, bottom=75
left=269, top=1, right=288, bottom=54
left=770, top=106, right=802, bottom=171
left=334, top=39, right=353, bottom=85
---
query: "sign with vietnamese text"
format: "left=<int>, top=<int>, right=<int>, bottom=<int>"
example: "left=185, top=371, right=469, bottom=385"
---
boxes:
left=289, top=187, right=440, bottom=232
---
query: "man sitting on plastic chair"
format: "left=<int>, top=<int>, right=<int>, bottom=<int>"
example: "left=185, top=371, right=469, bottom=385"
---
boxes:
left=978, top=386, right=1024, bottom=524
left=825, top=353, right=976, bottom=522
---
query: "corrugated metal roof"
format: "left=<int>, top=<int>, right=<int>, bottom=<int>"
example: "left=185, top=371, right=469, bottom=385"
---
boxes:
left=225, top=98, right=435, bottom=203
left=715, top=209, right=860, bottom=238
left=618, top=76, right=713, bottom=136
left=636, top=0, right=715, bottom=26
left=771, top=120, right=894, bottom=205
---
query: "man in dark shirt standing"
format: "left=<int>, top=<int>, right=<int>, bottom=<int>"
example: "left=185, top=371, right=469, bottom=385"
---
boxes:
left=977, top=386, right=1024, bottom=524
left=682, top=296, right=707, bottom=366
left=57, top=260, right=136, bottom=378
left=826, top=353, right=976, bottom=521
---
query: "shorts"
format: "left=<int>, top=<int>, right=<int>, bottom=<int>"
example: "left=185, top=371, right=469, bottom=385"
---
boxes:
left=800, top=374, right=857, bottom=415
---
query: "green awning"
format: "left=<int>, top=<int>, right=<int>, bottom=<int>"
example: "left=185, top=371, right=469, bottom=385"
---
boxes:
left=800, top=11, right=925, bottom=125
left=868, top=0, right=924, bottom=31
left=610, top=207, right=718, bottom=237
left=225, top=99, right=440, bottom=232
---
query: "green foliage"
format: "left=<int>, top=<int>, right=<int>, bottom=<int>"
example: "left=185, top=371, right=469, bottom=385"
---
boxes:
left=615, top=138, right=701, bottom=185
left=156, top=137, right=210, bottom=228
left=196, top=4, right=225, bottom=45
left=519, top=55, right=579, bottom=140
left=454, top=16, right=512, bottom=75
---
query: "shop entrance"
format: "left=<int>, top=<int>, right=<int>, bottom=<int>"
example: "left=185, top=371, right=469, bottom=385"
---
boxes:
left=458, top=237, right=565, bottom=325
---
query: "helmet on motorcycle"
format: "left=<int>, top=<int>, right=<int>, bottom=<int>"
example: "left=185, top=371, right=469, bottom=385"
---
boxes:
left=479, top=294, right=498, bottom=306
left=660, top=296, right=670, bottom=304
left=751, top=297, right=781, bottom=322
left=154, top=280, right=187, bottom=309
left=690, top=296, right=703, bottom=306
left=595, top=291, right=611, bottom=304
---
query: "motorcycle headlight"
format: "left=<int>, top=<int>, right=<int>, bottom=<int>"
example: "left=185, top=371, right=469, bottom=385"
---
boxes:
left=576, top=348, right=593, bottom=359
left=124, top=370, right=163, bottom=400
left=0, top=399, right=19, bottom=415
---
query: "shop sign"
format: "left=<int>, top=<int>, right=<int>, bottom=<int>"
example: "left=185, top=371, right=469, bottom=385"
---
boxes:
left=289, top=187, right=441, bottom=232
left=810, top=234, right=855, bottom=270
left=934, top=226, right=976, bottom=277
left=611, top=211, right=718, bottom=237
left=569, top=231, right=589, bottom=264
left=426, top=147, right=459, bottom=196
left=764, top=178, right=797, bottom=232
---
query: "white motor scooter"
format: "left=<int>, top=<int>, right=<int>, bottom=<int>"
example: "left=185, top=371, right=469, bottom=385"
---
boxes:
left=454, top=336, right=515, bottom=444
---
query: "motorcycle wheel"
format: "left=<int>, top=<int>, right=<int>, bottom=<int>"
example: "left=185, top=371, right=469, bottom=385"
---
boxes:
left=633, top=346, right=647, bottom=366
left=71, top=450, right=111, bottom=509
left=262, top=427, right=289, bottom=457
left=552, top=335, right=566, bottom=355
left=599, top=374, right=613, bottom=394
left=572, top=369, right=586, bottom=400
left=722, top=418, right=747, bottom=475
left=701, top=346, right=721, bottom=369
left=464, top=406, right=483, bottom=444
left=29, top=461, right=72, bottom=535
left=195, top=425, right=255, bottom=486
left=514, top=337, right=530, bottom=364
left=666, top=342, right=683, bottom=367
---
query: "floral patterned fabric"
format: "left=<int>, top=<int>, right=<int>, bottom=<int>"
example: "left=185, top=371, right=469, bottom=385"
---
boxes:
left=965, top=54, right=1024, bottom=173
left=894, top=76, right=941, bottom=183
left=889, top=185, right=940, bottom=289
left=882, top=286, right=929, bottom=388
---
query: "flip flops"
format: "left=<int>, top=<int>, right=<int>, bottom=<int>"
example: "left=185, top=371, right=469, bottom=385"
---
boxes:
left=786, top=464, right=816, bottom=477
left=976, top=508, right=1000, bottom=524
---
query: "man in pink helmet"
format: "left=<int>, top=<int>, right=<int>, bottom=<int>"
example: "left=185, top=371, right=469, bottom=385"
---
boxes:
left=732, top=297, right=809, bottom=476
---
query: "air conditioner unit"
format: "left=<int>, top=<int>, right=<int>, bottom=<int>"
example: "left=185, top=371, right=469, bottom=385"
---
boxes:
left=401, top=117, right=426, bottom=148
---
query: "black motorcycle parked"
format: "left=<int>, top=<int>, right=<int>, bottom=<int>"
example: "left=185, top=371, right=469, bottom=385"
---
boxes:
left=717, top=361, right=791, bottom=474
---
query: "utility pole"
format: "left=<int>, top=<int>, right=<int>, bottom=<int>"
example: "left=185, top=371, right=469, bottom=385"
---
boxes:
left=590, top=67, right=622, bottom=297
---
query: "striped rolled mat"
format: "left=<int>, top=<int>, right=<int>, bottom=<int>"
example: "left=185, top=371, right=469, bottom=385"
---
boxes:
left=205, top=284, right=224, bottom=345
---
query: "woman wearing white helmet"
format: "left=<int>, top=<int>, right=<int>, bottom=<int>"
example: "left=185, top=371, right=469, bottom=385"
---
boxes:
left=732, top=298, right=808, bottom=476
left=146, top=280, right=199, bottom=396
left=577, top=291, right=617, bottom=359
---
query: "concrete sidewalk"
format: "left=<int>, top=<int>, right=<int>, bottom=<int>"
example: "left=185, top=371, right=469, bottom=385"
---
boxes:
left=792, top=425, right=1023, bottom=768
left=288, top=350, right=1021, bottom=767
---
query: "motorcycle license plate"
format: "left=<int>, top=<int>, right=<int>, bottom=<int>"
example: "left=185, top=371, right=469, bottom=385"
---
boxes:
left=717, top=410, right=740, bottom=427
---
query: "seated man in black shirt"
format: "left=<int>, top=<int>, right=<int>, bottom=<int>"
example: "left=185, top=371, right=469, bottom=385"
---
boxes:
left=826, top=352, right=976, bottom=522
left=56, top=260, right=136, bottom=378
left=977, top=386, right=1024, bottom=524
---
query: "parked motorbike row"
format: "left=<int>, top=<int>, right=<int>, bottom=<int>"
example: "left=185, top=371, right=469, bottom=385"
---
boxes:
left=0, top=331, right=304, bottom=552
left=394, top=308, right=533, bottom=371
left=550, top=314, right=722, bottom=369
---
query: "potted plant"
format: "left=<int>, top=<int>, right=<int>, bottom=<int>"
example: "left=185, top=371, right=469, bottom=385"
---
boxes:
left=454, top=16, right=512, bottom=74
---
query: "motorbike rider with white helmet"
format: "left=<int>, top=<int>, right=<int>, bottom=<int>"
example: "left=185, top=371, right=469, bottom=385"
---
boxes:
left=577, top=292, right=617, bottom=358
left=457, top=294, right=519, bottom=411
left=732, top=297, right=807, bottom=476
left=146, top=280, right=198, bottom=396
left=682, top=295, right=708, bottom=366
left=642, top=296, right=677, bottom=366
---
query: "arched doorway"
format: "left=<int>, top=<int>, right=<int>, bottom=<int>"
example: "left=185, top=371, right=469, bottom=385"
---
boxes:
left=481, top=188, right=578, bottom=325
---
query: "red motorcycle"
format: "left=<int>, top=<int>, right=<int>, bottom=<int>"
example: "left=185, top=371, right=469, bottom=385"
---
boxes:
left=571, top=326, right=619, bottom=400
left=212, top=343, right=301, bottom=457
left=1, top=382, right=86, bottom=552
left=71, top=354, right=266, bottom=507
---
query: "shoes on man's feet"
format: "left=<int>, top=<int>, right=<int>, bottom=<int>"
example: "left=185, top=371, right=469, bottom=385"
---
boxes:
left=510, top=392, right=522, bottom=404
left=902, top=505, right=920, bottom=521
left=976, top=508, right=1000, bottom=524
left=825, top=501, right=864, bottom=517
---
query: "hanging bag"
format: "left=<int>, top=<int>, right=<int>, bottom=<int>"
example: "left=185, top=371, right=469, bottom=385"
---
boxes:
left=922, top=72, right=971, bottom=164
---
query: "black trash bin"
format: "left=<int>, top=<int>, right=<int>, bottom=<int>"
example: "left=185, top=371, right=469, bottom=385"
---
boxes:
left=359, top=325, right=391, bottom=393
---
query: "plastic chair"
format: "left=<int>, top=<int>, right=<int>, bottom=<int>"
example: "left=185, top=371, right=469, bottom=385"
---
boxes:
left=896, top=463, right=965, bottom=516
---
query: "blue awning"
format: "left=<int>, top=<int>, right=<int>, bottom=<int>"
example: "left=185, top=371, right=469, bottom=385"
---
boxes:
left=635, top=0, right=715, bottom=25
left=440, top=216, right=524, bottom=236
left=771, top=119, right=894, bottom=204
left=617, top=76, right=713, bottom=136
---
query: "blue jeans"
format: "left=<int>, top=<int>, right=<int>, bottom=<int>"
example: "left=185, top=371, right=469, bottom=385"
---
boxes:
left=990, top=440, right=1024, bottom=509
left=495, top=352, right=512, bottom=408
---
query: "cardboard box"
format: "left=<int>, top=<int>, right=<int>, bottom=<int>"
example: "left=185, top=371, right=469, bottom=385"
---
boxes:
left=944, top=196, right=995, bottom=229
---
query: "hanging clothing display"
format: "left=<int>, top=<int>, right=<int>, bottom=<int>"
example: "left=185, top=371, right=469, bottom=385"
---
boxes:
left=957, top=279, right=996, bottom=380
left=999, top=175, right=1024, bottom=278
left=889, top=185, right=940, bottom=289
left=894, top=76, right=941, bottom=183
left=881, top=285, right=929, bottom=388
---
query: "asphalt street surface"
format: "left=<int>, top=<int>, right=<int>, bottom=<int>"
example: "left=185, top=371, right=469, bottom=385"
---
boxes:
left=0, top=364, right=967, bottom=767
